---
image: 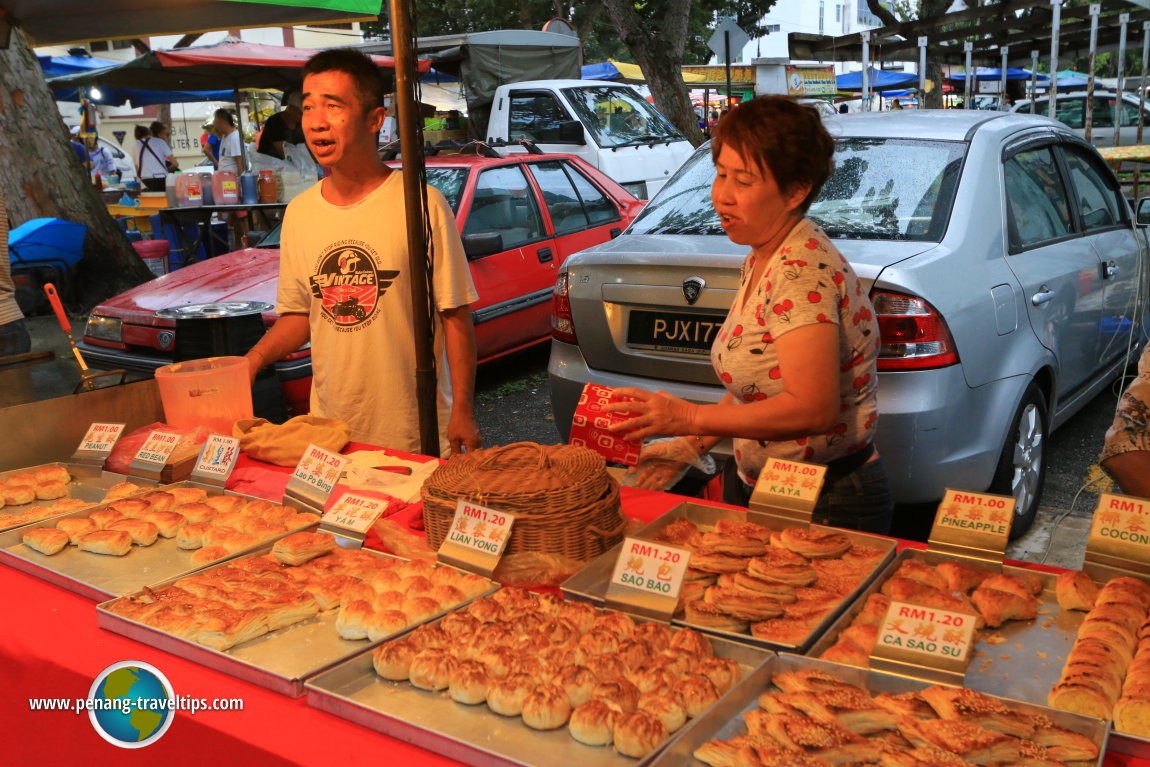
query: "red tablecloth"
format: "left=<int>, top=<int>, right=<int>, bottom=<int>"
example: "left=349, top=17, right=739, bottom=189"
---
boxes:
left=0, top=455, right=1139, bottom=765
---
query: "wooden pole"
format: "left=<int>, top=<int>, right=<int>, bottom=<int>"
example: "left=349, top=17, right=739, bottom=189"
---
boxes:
left=387, top=0, right=440, bottom=457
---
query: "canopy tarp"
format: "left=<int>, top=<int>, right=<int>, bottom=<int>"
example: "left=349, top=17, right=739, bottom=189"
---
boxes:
left=0, top=0, right=381, bottom=47
left=38, top=54, right=234, bottom=106
left=47, top=38, right=418, bottom=93
left=946, top=67, right=1050, bottom=82
left=836, top=68, right=919, bottom=92
left=581, top=60, right=706, bottom=84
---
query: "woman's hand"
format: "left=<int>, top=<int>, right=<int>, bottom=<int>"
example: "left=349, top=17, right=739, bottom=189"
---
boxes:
left=623, top=437, right=705, bottom=490
left=604, top=388, right=700, bottom=442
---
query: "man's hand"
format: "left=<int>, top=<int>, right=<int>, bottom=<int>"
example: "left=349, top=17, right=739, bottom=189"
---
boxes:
left=244, top=349, right=264, bottom=384
left=448, top=409, right=482, bottom=455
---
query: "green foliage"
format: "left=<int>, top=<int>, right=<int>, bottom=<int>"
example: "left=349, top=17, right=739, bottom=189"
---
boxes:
left=364, top=0, right=779, bottom=65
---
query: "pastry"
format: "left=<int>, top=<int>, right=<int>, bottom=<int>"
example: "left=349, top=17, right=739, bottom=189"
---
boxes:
left=168, top=487, right=208, bottom=505
left=190, top=545, right=229, bottom=565
left=108, top=518, right=159, bottom=546
left=633, top=620, right=675, bottom=647
left=140, top=491, right=175, bottom=512
left=673, top=673, right=720, bottom=718
left=204, top=494, right=246, bottom=514
left=714, top=518, right=774, bottom=542
left=1055, top=571, right=1099, bottom=611
left=145, top=510, right=184, bottom=538
left=778, top=526, right=851, bottom=559
left=935, top=560, right=994, bottom=593
left=612, top=711, right=668, bottom=758
left=690, top=551, right=751, bottom=574
left=728, top=573, right=798, bottom=602
left=176, top=522, right=211, bottom=550
left=31, top=465, right=70, bottom=484
left=3, top=484, right=35, bottom=505
left=1028, top=717, right=1101, bottom=761
left=56, top=517, right=98, bottom=545
left=569, top=699, right=622, bottom=746
left=979, top=573, right=1042, bottom=600
left=970, top=585, right=1038, bottom=628
left=408, top=649, right=457, bottom=691
left=196, top=609, right=268, bottom=651
left=402, top=596, right=442, bottom=624
left=820, top=637, right=871, bottom=667
left=35, top=481, right=68, bottom=500
left=111, top=498, right=151, bottom=518
left=752, top=617, right=819, bottom=647
left=448, top=659, right=491, bottom=705
left=335, top=599, right=373, bottom=640
left=638, top=691, right=686, bottom=733
left=78, top=529, right=133, bottom=556
left=577, top=629, right=621, bottom=657
left=22, top=527, right=70, bottom=555
left=522, top=684, right=572, bottom=730
left=786, top=687, right=900, bottom=735
left=272, top=531, right=336, bottom=566
left=919, top=685, right=1035, bottom=738
left=889, top=559, right=950, bottom=592
left=746, top=557, right=818, bottom=587
left=873, top=692, right=938, bottom=720
left=367, top=610, right=411, bottom=642
left=102, top=482, right=141, bottom=502
left=373, top=639, right=417, bottom=681
left=698, top=531, right=769, bottom=557
left=487, top=672, right=534, bottom=716
left=557, top=665, right=598, bottom=708
left=45, top=498, right=89, bottom=514
left=697, top=657, right=741, bottom=694
left=703, top=586, right=786, bottom=621
left=172, top=502, right=216, bottom=524
left=684, top=600, right=749, bottom=632
left=895, top=717, right=1021, bottom=764
left=592, top=678, right=640, bottom=714
left=88, top=507, right=123, bottom=529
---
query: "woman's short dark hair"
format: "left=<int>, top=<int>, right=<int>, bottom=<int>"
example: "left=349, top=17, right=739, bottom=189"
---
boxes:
left=134, top=125, right=149, bottom=141
left=711, top=96, right=835, bottom=213
left=302, top=48, right=385, bottom=112
left=149, top=120, right=167, bottom=137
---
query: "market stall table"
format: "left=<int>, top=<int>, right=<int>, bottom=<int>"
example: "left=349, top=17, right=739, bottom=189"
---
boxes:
left=3, top=443, right=1145, bottom=765
left=159, top=203, right=287, bottom=264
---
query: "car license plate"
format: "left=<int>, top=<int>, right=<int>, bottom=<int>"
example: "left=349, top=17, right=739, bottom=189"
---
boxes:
left=626, top=310, right=724, bottom=355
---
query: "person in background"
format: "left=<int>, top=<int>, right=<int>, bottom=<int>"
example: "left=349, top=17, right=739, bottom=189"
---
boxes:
left=84, top=134, right=116, bottom=179
left=133, top=122, right=175, bottom=192
left=891, top=98, right=903, bottom=110
left=201, top=121, right=220, bottom=168
left=606, top=96, right=893, bottom=534
left=243, top=48, right=482, bottom=455
left=1101, top=344, right=1150, bottom=498
left=214, top=108, right=243, bottom=176
left=0, top=188, right=30, bottom=357
left=68, top=125, right=88, bottom=169
left=257, top=89, right=304, bottom=160
left=377, top=104, right=397, bottom=146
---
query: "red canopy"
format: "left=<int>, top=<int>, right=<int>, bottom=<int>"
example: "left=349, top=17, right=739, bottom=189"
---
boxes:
left=152, top=39, right=412, bottom=72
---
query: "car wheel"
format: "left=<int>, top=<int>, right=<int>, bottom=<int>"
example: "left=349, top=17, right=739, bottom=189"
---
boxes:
left=989, top=383, right=1048, bottom=539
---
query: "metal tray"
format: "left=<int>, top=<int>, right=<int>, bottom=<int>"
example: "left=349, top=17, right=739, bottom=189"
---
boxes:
left=305, top=608, right=773, bottom=767
left=97, top=549, right=498, bottom=698
left=807, top=549, right=1150, bottom=759
left=649, top=652, right=1109, bottom=766
left=0, top=481, right=315, bottom=600
left=560, top=501, right=897, bottom=652
left=0, top=462, right=158, bottom=533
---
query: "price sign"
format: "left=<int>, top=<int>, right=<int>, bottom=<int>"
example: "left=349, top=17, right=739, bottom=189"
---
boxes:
left=72, top=422, right=125, bottom=465
left=128, top=430, right=180, bottom=479
left=190, top=435, right=241, bottom=486
left=928, top=488, right=1014, bottom=562
left=604, top=537, right=692, bottom=621
left=870, top=599, right=977, bottom=681
left=1086, top=493, right=1150, bottom=569
left=748, top=457, right=826, bottom=522
left=322, top=491, right=388, bottom=534
left=284, top=443, right=349, bottom=511
left=436, top=500, right=517, bottom=577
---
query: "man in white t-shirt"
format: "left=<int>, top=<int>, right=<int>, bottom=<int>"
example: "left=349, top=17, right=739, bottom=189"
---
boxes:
left=243, top=49, right=482, bottom=455
left=213, top=108, right=243, bottom=176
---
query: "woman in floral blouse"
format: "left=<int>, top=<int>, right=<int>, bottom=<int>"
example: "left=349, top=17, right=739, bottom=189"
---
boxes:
left=1101, top=343, right=1150, bottom=498
left=608, top=96, right=893, bottom=533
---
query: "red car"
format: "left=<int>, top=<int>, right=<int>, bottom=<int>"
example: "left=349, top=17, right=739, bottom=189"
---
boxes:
left=80, top=153, right=644, bottom=415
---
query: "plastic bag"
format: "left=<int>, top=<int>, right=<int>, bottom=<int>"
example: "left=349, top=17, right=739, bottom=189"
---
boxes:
left=492, top=551, right=587, bottom=588
left=620, top=437, right=717, bottom=491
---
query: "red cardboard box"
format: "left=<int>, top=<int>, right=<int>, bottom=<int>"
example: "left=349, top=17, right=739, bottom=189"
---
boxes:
left=568, top=383, right=642, bottom=467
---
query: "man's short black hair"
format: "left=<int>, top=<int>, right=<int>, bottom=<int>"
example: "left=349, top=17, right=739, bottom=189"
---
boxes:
left=214, top=108, right=235, bottom=127
left=302, top=48, right=385, bottom=112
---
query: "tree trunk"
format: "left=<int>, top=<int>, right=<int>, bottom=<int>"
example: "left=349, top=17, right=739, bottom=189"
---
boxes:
left=0, top=28, right=153, bottom=310
left=599, top=0, right=705, bottom=146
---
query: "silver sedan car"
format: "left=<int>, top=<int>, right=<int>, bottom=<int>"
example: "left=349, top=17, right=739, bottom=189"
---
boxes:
left=549, top=110, right=1147, bottom=535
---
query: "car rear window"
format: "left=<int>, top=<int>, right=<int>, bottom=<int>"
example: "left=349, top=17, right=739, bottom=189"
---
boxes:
left=629, top=137, right=966, bottom=242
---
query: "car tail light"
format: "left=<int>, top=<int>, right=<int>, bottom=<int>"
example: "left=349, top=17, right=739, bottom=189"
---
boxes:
left=871, top=290, right=959, bottom=371
left=551, top=272, right=578, bottom=345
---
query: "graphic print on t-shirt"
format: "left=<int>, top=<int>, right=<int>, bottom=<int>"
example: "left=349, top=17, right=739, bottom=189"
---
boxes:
left=309, top=239, right=400, bottom=332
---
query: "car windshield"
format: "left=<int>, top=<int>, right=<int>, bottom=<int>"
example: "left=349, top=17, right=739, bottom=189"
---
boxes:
left=561, top=85, right=684, bottom=148
left=628, top=137, right=966, bottom=242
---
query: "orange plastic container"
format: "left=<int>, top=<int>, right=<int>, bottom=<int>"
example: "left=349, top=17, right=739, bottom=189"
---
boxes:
left=153, top=356, right=252, bottom=433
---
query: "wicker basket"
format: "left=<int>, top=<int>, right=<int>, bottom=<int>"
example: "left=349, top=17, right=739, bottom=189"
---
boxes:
left=421, top=442, right=626, bottom=561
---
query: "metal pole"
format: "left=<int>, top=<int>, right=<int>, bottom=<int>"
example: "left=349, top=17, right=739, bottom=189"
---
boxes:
left=1000, top=46, right=1009, bottom=110
left=1116, top=13, right=1130, bottom=149
left=1031, top=49, right=1039, bottom=113
left=388, top=0, right=440, bottom=457
left=1137, top=22, right=1149, bottom=201
left=1049, top=0, right=1062, bottom=119
left=918, top=36, right=927, bottom=105
left=861, top=31, right=870, bottom=112
left=1085, top=3, right=1099, bottom=144
left=964, top=41, right=973, bottom=109
left=724, top=31, right=732, bottom=106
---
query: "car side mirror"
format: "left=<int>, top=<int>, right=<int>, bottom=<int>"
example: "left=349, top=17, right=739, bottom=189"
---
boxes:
left=558, top=120, right=585, bottom=145
left=1138, top=198, right=1150, bottom=226
left=462, top=232, right=503, bottom=260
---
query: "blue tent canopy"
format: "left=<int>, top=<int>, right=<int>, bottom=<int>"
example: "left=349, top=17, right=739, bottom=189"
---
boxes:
left=947, top=67, right=1050, bottom=82
left=39, top=54, right=234, bottom=106
left=836, top=68, right=919, bottom=92
left=582, top=61, right=621, bottom=81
